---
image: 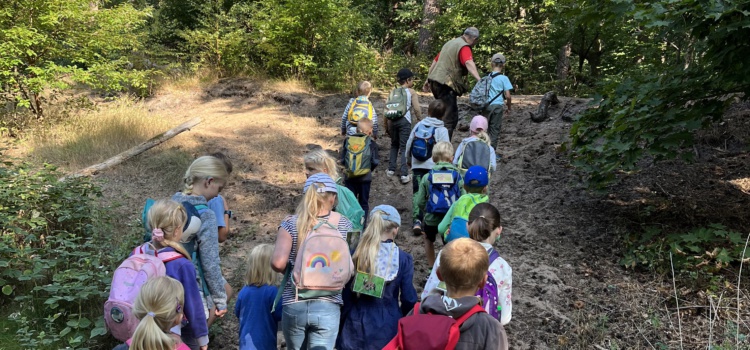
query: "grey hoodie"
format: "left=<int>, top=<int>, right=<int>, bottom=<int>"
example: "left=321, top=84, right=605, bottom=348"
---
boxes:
left=417, top=294, right=509, bottom=350
left=172, top=192, right=228, bottom=311
left=405, top=117, right=451, bottom=170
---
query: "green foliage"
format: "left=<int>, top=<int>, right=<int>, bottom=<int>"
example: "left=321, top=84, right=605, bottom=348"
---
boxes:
left=569, top=0, right=750, bottom=188
left=621, top=224, right=750, bottom=277
left=0, top=160, right=137, bottom=349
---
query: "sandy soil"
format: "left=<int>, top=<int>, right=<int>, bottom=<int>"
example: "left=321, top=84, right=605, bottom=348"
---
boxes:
left=53, top=79, right=750, bottom=349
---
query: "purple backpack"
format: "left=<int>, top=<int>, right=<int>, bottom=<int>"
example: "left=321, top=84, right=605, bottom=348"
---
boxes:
left=104, top=244, right=182, bottom=341
left=476, top=249, right=501, bottom=320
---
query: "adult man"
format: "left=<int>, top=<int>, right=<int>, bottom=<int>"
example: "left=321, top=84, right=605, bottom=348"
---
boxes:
left=422, top=27, right=482, bottom=141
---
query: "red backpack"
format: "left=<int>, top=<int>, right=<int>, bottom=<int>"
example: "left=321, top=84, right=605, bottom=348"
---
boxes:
left=383, top=302, right=486, bottom=350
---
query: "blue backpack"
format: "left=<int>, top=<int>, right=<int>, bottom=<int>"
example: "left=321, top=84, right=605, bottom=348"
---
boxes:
left=425, top=168, right=461, bottom=215
left=410, top=124, right=436, bottom=162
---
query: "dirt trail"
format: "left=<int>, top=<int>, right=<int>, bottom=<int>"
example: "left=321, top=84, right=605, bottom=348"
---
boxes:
left=90, top=80, right=750, bottom=349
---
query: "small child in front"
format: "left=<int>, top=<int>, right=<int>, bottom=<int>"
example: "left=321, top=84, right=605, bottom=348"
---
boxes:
left=384, top=238, right=508, bottom=350
left=439, top=165, right=490, bottom=243
left=341, top=118, right=379, bottom=226
left=341, top=81, right=379, bottom=138
left=235, top=244, right=282, bottom=350
left=413, top=141, right=465, bottom=267
left=454, top=115, right=497, bottom=176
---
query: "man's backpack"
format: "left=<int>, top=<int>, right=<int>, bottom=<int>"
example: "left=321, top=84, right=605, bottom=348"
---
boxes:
left=478, top=249, right=501, bottom=320
left=384, top=87, right=409, bottom=120
left=347, top=96, right=374, bottom=126
left=344, top=134, right=372, bottom=178
left=292, top=212, right=354, bottom=299
left=425, top=168, right=461, bottom=215
left=104, top=244, right=183, bottom=341
left=335, top=184, right=366, bottom=232
left=469, top=73, right=503, bottom=110
left=383, top=302, right=486, bottom=350
left=410, top=124, right=436, bottom=162
left=458, top=140, right=491, bottom=172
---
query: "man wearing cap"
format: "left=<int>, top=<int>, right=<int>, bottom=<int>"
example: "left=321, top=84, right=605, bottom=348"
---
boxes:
left=485, top=53, right=513, bottom=155
left=386, top=68, right=423, bottom=184
left=422, top=27, right=483, bottom=141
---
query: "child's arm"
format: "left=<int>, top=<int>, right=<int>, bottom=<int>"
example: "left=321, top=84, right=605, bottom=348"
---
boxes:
left=177, top=263, right=209, bottom=346
left=209, top=195, right=229, bottom=243
left=453, top=142, right=464, bottom=167
left=489, top=147, right=497, bottom=172
left=409, top=89, right=422, bottom=122
left=370, top=140, right=379, bottom=169
left=412, top=175, right=428, bottom=223
left=197, top=215, right=228, bottom=311
left=399, top=252, right=418, bottom=316
left=437, top=203, right=456, bottom=235
left=270, top=286, right=283, bottom=322
left=371, top=109, right=379, bottom=139
left=340, top=139, right=347, bottom=165
left=404, top=126, right=416, bottom=163
left=341, top=99, right=353, bottom=135
left=420, top=252, right=442, bottom=300
left=499, top=265, right=512, bottom=325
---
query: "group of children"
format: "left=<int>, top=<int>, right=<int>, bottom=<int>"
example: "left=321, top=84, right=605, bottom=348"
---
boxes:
left=110, top=67, right=513, bottom=350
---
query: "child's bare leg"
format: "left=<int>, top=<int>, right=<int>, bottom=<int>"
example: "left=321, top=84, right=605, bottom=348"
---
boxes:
left=424, top=235, right=436, bottom=267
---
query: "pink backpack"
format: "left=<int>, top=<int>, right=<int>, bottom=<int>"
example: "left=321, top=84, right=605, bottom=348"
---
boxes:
left=104, top=244, right=183, bottom=341
left=292, top=212, right=354, bottom=299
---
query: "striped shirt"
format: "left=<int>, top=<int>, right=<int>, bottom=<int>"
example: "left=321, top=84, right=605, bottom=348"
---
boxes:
left=280, top=214, right=353, bottom=305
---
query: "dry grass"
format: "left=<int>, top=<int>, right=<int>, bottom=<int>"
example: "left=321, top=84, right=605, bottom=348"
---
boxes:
left=156, top=69, right=220, bottom=97
left=29, top=98, right=173, bottom=170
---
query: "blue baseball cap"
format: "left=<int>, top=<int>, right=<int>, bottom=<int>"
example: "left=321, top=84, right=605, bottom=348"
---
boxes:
left=464, top=165, right=489, bottom=188
left=303, top=173, right=338, bottom=194
left=371, top=205, right=401, bottom=225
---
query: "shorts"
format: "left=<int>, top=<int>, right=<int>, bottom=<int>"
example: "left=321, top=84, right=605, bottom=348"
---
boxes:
left=424, top=224, right=445, bottom=244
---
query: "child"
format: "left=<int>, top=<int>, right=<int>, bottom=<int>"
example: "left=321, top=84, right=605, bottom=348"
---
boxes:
left=422, top=203, right=512, bottom=325
left=207, top=152, right=233, bottom=243
left=172, top=156, right=232, bottom=329
left=338, top=205, right=418, bottom=350
left=385, top=68, right=423, bottom=184
left=406, top=99, right=450, bottom=234
left=484, top=53, right=513, bottom=154
left=341, top=81, right=379, bottom=139
left=146, top=200, right=209, bottom=350
left=413, top=141, right=465, bottom=267
left=438, top=165, right=490, bottom=243
left=304, top=149, right=365, bottom=231
left=113, top=276, right=192, bottom=350
left=454, top=115, right=497, bottom=175
left=341, top=118, right=379, bottom=226
left=235, top=244, right=282, bottom=350
left=386, top=238, right=508, bottom=350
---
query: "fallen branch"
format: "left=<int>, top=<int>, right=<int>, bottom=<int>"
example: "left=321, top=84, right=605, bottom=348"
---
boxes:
left=60, top=117, right=202, bottom=181
left=529, top=91, right=560, bottom=123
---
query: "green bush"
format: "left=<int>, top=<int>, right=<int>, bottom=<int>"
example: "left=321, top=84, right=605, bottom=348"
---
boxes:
left=0, top=160, right=137, bottom=349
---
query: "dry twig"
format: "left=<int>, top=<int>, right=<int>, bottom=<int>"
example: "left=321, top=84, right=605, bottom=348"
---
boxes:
left=670, top=252, right=684, bottom=350
left=737, top=232, right=750, bottom=346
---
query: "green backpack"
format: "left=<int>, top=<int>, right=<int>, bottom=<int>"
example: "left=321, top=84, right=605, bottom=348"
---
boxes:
left=384, top=87, right=408, bottom=120
left=335, top=184, right=365, bottom=232
left=344, top=134, right=372, bottom=178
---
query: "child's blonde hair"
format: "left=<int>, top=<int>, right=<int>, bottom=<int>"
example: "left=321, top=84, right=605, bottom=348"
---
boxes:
left=439, top=238, right=489, bottom=293
left=357, top=81, right=372, bottom=96
left=432, top=142, right=454, bottom=163
left=304, top=149, right=340, bottom=181
left=147, top=199, right=191, bottom=260
left=244, top=244, right=276, bottom=286
left=210, top=152, right=233, bottom=175
left=467, top=203, right=501, bottom=242
left=356, top=117, right=373, bottom=135
left=130, top=276, right=185, bottom=350
left=352, top=210, right=399, bottom=277
left=473, top=130, right=491, bottom=144
left=183, top=156, right=229, bottom=194
left=295, top=185, right=336, bottom=250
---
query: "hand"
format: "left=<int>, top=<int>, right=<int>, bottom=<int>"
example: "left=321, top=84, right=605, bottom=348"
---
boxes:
left=200, top=346, right=208, bottom=350
left=422, top=82, right=430, bottom=93
left=215, top=308, right=228, bottom=318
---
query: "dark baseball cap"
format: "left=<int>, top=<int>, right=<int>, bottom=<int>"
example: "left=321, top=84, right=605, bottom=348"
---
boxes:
left=397, top=68, right=415, bottom=81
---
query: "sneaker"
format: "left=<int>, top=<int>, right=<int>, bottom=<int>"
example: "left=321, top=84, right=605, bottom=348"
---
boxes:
left=413, top=220, right=423, bottom=236
left=386, top=170, right=395, bottom=177
left=400, top=174, right=412, bottom=184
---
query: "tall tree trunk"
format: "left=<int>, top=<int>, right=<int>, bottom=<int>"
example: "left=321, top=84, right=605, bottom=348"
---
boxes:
left=556, top=43, right=571, bottom=81
left=418, top=0, right=439, bottom=55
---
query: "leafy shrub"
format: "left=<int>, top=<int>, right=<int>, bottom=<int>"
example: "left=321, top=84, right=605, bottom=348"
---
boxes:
left=0, top=160, right=137, bottom=349
left=621, top=224, right=750, bottom=278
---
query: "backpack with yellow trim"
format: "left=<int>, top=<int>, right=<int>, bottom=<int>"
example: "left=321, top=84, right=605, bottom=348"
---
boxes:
left=344, top=134, right=372, bottom=178
left=347, top=96, right=374, bottom=126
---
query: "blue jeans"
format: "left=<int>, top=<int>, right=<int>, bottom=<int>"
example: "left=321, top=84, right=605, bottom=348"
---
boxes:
left=282, top=300, right=341, bottom=350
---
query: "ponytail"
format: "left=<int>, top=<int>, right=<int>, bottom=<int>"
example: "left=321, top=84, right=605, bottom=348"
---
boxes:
left=467, top=203, right=501, bottom=243
left=130, top=276, right=184, bottom=350
left=295, top=185, right=335, bottom=250
left=475, top=130, right=491, bottom=144
left=352, top=211, right=397, bottom=277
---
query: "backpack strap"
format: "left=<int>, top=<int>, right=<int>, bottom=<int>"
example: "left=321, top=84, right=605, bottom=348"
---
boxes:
left=271, top=263, right=291, bottom=314
left=158, top=251, right=184, bottom=263
left=486, top=73, right=505, bottom=106
left=488, top=249, right=500, bottom=265
left=446, top=304, right=487, bottom=349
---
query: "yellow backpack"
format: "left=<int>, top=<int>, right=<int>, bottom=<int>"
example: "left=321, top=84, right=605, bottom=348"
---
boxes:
left=347, top=96, right=374, bottom=126
left=344, top=135, right=372, bottom=178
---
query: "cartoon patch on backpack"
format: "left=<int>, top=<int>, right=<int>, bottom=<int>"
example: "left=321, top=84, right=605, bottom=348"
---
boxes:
left=347, top=97, right=374, bottom=126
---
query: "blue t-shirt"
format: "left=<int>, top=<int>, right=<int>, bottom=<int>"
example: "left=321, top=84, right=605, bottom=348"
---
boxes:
left=207, top=195, right=226, bottom=228
left=488, top=74, right=513, bottom=106
left=235, top=284, right=282, bottom=350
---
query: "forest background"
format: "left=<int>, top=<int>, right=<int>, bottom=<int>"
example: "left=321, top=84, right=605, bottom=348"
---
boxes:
left=1, top=0, right=750, bottom=348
